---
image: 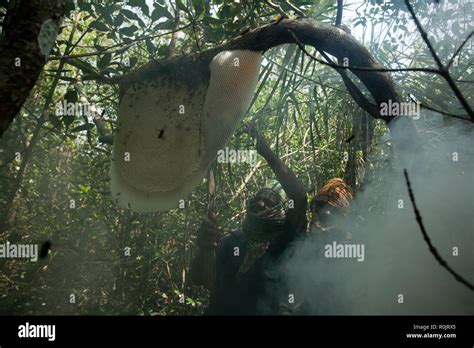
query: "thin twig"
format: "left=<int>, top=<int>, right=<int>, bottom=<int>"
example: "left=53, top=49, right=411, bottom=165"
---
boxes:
left=319, top=50, right=380, bottom=118
left=51, top=45, right=130, bottom=60
left=50, top=23, right=193, bottom=61
left=447, top=31, right=473, bottom=69
left=281, top=0, right=305, bottom=17
left=164, top=8, right=181, bottom=58
left=414, top=103, right=470, bottom=122
left=266, top=0, right=287, bottom=17
left=289, top=15, right=473, bottom=123
left=404, top=1, right=443, bottom=68
left=404, top=169, right=474, bottom=292
left=404, top=0, right=473, bottom=121
left=335, top=0, right=343, bottom=26
left=408, top=95, right=470, bottom=121
left=286, top=28, right=442, bottom=74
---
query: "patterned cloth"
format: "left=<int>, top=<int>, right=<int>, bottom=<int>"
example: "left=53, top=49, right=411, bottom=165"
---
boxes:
left=238, top=181, right=289, bottom=276
left=314, top=178, right=353, bottom=214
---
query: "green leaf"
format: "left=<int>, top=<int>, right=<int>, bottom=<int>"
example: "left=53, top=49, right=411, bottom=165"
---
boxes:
left=129, top=57, right=138, bottom=68
left=218, top=4, right=231, bottom=18
left=70, top=123, right=95, bottom=133
left=145, top=39, right=155, bottom=55
left=114, top=14, right=125, bottom=27
left=62, top=115, right=75, bottom=127
left=192, top=0, right=205, bottom=16
left=96, top=5, right=114, bottom=25
left=128, top=0, right=149, bottom=16
left=202, top=16, right=224, bottom=26
left=152, top=3, right=173, bottom=20
left=81, top=75, right=97, bottom=81
left=59, top=76, right=78, bottom=82
left=48, top=113, right=63, bottom=130
left=154, top=20, right=176, bottom=30
left=141, top=5, right=149, bottom=16
left=101, top=67, right=120, bottom=76
left=69, top=58, right=98, bottom=75
left=79, top=184, right=91, bottom=193
left=65, top=0, right=77, bottom=17
left=91, top=21, right=109, bottom=32
left=78, top=1, right=92, bottom=12
left=120, top=25, right=138, bottom=37
left=98, top=53, right=112, bottom=70
left=128, top=0, right=146, bottom=7
left=64, top=90, right=78, bottom=104
left=176, top=0, right=188, bottom=13
left=122, top=9, right=145, bottom=26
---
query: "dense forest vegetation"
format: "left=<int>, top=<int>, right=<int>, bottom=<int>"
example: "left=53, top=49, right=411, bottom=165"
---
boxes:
left=0, top=0, right=472, bottom=315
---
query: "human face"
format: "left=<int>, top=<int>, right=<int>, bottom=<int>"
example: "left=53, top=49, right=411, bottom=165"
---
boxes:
left=248, top=189, right=285, bottom=219
left=310, top=200, right=343, bottom=234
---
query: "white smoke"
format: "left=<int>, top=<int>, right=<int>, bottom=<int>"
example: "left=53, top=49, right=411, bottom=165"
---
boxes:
left=278, top=112, right=474, bottom=315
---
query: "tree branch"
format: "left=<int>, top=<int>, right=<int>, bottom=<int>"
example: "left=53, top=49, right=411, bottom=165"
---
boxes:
left=266, top=0, right=287, bottom=17
left=446, top=31, right=473, bottom=69
left=409, top=95, right=471, bottom=122
left=281, top=0, right=305, bottom=17
left=164, top=9, right=181, bottom=58
left=404, top=0, right=473, bottom=121
left=121, top=19, right=404, bottom=127
left=319, top=50, right=380, bottom=119
left=335, top=0, right=344, bottom=26
left=2, top=11, right=79, bottom=226
left=404, top=169, right=474, bottom=292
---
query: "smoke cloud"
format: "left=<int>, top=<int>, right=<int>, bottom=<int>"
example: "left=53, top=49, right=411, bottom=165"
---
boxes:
left=278, top=112, right=474, bottom=315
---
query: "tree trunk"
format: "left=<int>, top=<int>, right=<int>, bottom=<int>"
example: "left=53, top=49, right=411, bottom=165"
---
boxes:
left=0, top=0, right=67, bottom=136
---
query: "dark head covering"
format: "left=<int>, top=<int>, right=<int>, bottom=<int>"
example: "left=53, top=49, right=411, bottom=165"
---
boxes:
left=313, top=178, right=352, bottom=215
left=242, top=180, right=289, bottom=243
left=239, top=181, right=289, bottom=275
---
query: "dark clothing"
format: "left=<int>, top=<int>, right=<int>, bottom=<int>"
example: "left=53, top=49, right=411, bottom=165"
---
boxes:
left=207, top=229, right=270, bottom=314
left=207, top=196, right=307, bottom=315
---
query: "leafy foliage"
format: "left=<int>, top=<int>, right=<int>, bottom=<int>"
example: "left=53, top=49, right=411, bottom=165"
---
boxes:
left=0, top=0, right=471, bottom=315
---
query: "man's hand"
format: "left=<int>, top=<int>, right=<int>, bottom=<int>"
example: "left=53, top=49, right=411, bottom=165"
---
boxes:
left=243, top=122, right=270, bottom=156
left=197, top=213, right=221, bottom=250
left=243, top=122, right=308, bottom=230
left=191, top=213, right=220, bottom=288
left=243, top=122, right=258, bottom=140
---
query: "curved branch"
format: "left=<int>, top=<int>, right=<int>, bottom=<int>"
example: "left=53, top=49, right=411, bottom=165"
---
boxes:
left=122, top=19, right=402, bottom=125
left=404, top=169, right=474, bottom=292
left=319, top=48, right=380, bottom=119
